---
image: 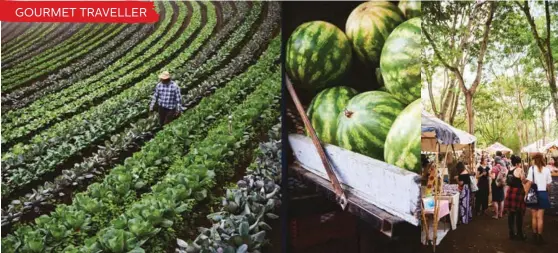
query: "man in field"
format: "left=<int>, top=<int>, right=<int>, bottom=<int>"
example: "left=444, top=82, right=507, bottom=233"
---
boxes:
left=149, top=71, right=182, bottom=126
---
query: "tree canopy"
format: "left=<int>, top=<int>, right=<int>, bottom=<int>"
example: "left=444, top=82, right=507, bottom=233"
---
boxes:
left=422, top=0, right=558, bottom=153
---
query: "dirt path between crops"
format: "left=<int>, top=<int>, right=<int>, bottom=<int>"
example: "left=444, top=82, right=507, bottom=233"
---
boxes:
left=420, top=211, right=558, bottom=253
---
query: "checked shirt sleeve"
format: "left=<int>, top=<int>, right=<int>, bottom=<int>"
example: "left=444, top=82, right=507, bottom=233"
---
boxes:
left=149, top=83, right=159, bottom=111
left=175, top=83, right=183, bottom=112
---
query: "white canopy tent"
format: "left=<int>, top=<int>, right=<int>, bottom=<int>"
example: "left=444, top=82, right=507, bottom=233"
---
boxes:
left=486, top=142, right=513, bottom=154
left=521, top=139, right=549, bottom=153
left=421, top=111, right=477, bottom=152
left=543, top=139, right=558, bottom=152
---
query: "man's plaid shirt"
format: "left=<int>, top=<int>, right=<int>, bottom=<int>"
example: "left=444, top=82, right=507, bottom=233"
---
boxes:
left=149, top=81, right=183, bottom=111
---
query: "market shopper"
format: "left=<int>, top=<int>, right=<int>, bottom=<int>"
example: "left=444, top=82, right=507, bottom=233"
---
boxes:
left=491, top=156, right=506, bottom=219
left=548, top=157, right=558, bottom=172
left=149, top=71, right=182, bottom=126
left=457, top=162, right=473, bottom=224
left=525, top=153, right=552, bottom=244
left=476, top=157, right=490, bottom=216
left=504, top=155, right=527, bottom=240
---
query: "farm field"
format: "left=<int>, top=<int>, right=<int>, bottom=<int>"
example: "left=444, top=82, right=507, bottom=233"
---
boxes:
left=1, top=1, right=282, bottom=252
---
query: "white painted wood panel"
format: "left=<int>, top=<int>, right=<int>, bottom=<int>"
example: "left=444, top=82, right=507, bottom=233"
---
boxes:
left=289, top=134, right=421, bottom=225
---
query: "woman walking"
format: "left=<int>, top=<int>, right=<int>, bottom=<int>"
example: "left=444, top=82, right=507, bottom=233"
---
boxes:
left=457, top=162, right=473, bottom=224
left=491, top=156, right=506, bottom=219
left=525, top=153, right=552, bottom=244
left=548, top=157, right=557, bottom=172
left=476, top=157, right=490, bottom=216
left=504, top=155, right=526, bottom=240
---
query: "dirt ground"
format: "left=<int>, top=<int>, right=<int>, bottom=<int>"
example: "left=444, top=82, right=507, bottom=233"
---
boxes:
left=420, top=211, right=558, bottom=253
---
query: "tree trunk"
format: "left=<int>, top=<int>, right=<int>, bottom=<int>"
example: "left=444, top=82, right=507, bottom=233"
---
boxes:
left=550, top=80, right=558, bottom=124
left=523, top=123, right=531, bottom=144
left=465, top=92, right=474, bottom=134
left=440, top=81, right=456, bottom=122
left=541, top=109, right=546, bottom=146
left=517, top=120, right=523, bottom=151
left=534, top=119, right=538, bottom=145
left=544, top=1, right=558, bottom=124
left=519, top=1, right=558, bottom=123
left=449, top=88, right=460, bottom=125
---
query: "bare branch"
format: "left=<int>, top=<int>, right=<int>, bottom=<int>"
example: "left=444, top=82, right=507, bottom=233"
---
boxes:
left=470, top=2, right=496, bottom=94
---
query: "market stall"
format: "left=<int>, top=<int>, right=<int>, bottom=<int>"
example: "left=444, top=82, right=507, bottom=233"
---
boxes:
left=486, top=142, right=513, bottom=154
left=421, top=111, right=477, bottom=250
left=521, top=138, right=547, bottom=154
left=542, top=140, right=558, bottom=216
left=543, top=139, right=558, bottom=156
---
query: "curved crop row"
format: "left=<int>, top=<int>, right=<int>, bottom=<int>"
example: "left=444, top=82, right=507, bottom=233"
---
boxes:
left=2, top=24, right=127, bottom=91
left=0, top=1, right=255, bottom=149
left=0, top=3, right=188, bottom=142
left=176, top=0, right=251, bottom=90
left=1, top=24, right=85, bottom=69
left=2, top=23, right=111, bottom=75
left=1, top=1, right=277, bottom=184
left=183, top=127, right=281, bottom=253
left=1, top=23, right=32, bottom=43
left=1, top=3, right=187, bottom=131
left=2, top=23, right=101, bottom=77
left=3, top=23, right=61, bottom=60
left=1, top=23, right=16, bottom=40
left=79, top=74, right=280, bottom=253
left=2, top=23, right=74, bottom=66
left=1, top=68, right=280, bottom=252
left=2, top=23, right=153, bottom=111
left=1, top=35, right=279, bottom=230
left=0, top=1, right=212, bottom=199
left=1, top=0, right=276, bottom=182
left=1, top=4, right=168, bottom=113
left=2, top=23, right=51, bottom=52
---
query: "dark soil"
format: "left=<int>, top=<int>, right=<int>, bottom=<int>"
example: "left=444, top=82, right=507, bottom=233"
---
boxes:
left=420, top=211, right=558, bottom=253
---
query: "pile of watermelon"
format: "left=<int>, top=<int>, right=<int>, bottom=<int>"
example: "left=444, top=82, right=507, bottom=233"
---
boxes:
left=286, top=1, right=421, bottom=173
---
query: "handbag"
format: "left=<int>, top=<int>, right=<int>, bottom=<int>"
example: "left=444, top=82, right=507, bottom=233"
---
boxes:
left=495, top=165, right=507, bottom=187
left=525, top=167, right=539, bottom=206
left=469, top=175, right=479, bottom=192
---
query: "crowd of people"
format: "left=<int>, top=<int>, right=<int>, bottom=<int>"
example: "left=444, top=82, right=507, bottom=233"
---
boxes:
left=455, top=151, right=556, bottom=245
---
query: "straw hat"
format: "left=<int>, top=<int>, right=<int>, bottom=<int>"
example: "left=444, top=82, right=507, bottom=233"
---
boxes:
left=159, top=71, right=171, bottom=79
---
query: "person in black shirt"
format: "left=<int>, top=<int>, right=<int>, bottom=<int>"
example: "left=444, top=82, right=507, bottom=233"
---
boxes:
left=504, top=155, right=526, bottom=240
left=476, top=156, right=490, bottom=216
left=457, top=162, right=472, bottom=224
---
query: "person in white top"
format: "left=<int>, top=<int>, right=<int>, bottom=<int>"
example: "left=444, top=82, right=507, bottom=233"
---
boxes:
left=524, top=153, right=552, bottom=245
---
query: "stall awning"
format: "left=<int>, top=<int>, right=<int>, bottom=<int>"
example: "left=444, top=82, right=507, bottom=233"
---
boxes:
left=521, top=139, right=548, bottom=153
left=421, top=111, right=476, bottom=152
left=543, top=140, right=558, bottom=152
left=486, top=142, right=513, bottom=154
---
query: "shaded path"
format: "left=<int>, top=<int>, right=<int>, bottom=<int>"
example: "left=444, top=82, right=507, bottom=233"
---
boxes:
left=421, top=211, right=558, bottom=253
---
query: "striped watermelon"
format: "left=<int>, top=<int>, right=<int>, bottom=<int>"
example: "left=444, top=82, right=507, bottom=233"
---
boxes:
left=286, top=21, right=352, bottom=91
left=398, top=0, right=421, bottom=19
left=380, top=17, right=421, bottom=105
left=345, top=1, right=404, bottom=66
left=384, top=99, right=421, bottom=172
left=336, top=91, right=404, bottom=160
left=307, top=86, right=359, bottom=145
